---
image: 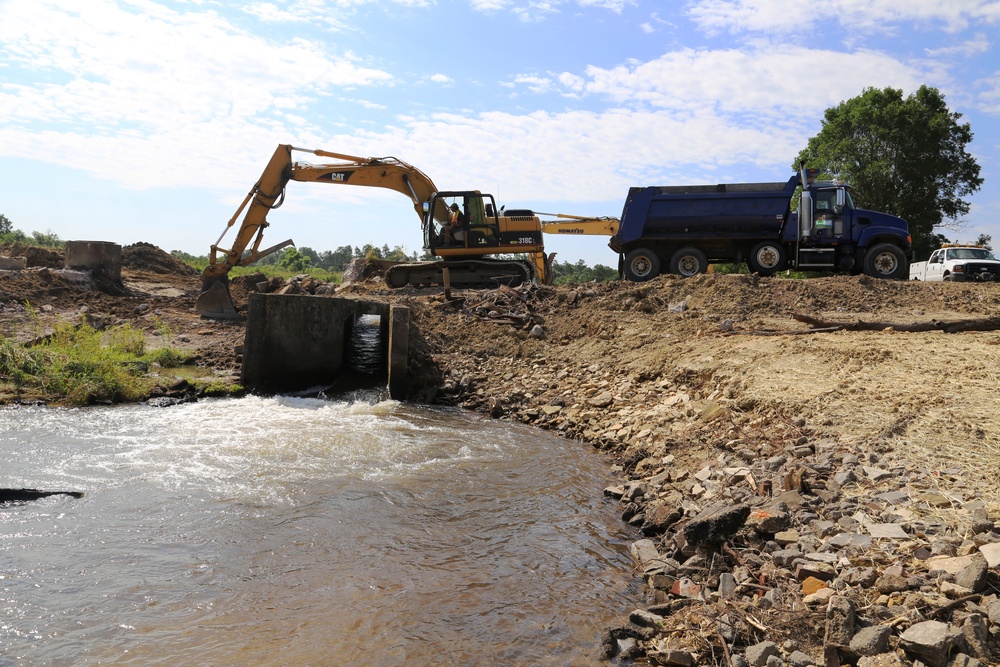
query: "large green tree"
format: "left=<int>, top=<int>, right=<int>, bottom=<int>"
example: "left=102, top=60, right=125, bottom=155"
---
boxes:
left=795, top=85, right=982, bottom=259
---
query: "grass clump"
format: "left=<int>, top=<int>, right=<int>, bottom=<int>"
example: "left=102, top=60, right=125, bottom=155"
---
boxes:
left=0, top=320, right=192, bottom=405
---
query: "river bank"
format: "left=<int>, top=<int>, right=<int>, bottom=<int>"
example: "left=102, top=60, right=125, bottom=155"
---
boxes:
left=3, top=242, right=1000, bottom=665
left=403, top=275, right=1000, bottom=666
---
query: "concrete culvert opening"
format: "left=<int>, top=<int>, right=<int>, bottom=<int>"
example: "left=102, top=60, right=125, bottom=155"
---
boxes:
left=241, top=295, right=407, bottom=398
left=341, top=313, right=388, bottom=389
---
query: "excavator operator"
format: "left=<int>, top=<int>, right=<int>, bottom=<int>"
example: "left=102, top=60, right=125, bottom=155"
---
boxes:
left=440, top=202, right=466, bottom=245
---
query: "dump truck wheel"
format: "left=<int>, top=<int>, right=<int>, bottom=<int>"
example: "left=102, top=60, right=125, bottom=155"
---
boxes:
left=748, top=242, right=786, bottom=276
left=669, top=247, right=708, bottom=277
left=623, top=248, right=660, bottom=282
left=862, top=243, right=906, bottom=280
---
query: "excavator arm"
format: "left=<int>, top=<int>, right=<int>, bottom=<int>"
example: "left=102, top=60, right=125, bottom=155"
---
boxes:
left=539, top=213, right=620, bottom=237
left=196, top=144, right=442, bottom=318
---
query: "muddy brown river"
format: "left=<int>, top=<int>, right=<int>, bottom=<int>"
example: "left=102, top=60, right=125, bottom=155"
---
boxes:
left=0, top=395, right=636, bottom=665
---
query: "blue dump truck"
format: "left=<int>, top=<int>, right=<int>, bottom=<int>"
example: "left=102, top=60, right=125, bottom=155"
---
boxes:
left=609, top=167, right=912, bottom=281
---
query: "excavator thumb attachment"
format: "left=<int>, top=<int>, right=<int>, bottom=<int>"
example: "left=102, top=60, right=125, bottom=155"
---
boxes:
left=196, top=280, right=239, bottom=319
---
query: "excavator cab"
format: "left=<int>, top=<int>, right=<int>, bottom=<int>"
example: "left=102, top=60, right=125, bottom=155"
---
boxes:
left=424, top=191, right=500, bottom=251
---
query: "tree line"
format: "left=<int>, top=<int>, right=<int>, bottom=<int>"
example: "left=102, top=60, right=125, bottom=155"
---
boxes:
left=0, top=214, right=63, bottom=247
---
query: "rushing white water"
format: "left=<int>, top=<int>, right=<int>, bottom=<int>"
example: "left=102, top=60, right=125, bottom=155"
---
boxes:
left=0, top=396, right=636, bottom=666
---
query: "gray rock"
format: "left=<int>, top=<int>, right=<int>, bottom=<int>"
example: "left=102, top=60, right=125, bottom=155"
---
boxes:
left=857, top=654, right=907, bottom=666
left=849, top=624, right=891, bottom=656
left=812, top=519, right=838, bottom=536
left=842, top=567, right=878, bottom=588
left=961, top=613, right=989, bottom=659
left=630, top=539, right=660, bottom=567
left=796, top=561, right=836, bottom=582
left=984, top=596, right=1000, bottom=625
left=629, top=608, right=664, bottom=628
left=719, top=572, right=737, bottom=599
left=773, top=548, right=802, bottom=568
left=833, top=470, right=857, bottom=487
left=653, top=648, right=694, bottom=666
left=682, top=503, right=750, bottom=547
left=898, top=619, right=961, bottom=667
left=616, top=636, right=639, bottom=660
left=867, top=523, right=909, bottom=539
left=970, top=508, right=993, bottom=534
left=588, top=391, right=614, bottom=408
left=954, top=558, right=989, bottom=592
left=979, top=542, right=1000, bottom=568
left=748, top=507, right=791, bottom=534
left=746, top=640, right=780, bottom=667
left=926, top=554, right=988, bottom=593
left=803, top=551, right=839, bottom=565
left=786, top=650, right=816, bottom=667
left=824, top=595, right=855, bottom=649
left=641, top=500, right=683, bottom=536
left=875, top=573, right=910, bottom=594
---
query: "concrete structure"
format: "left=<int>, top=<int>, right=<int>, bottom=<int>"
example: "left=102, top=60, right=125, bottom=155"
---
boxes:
left=241, top=294, right=408, bottom=398
left=0, top=256, right=27, bottom=270
left=388, top=306, right=410, bottom=399
left=65, top=241, right=122, bottom=281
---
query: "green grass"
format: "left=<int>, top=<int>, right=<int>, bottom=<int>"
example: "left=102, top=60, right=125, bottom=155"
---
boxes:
left=176, top=254, right=342, bottom=284
left=0, top=320, right=197, bottom=405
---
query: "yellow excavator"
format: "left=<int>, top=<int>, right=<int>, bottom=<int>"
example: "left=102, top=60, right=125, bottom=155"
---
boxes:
left=196, top=144, right=618, bottom=318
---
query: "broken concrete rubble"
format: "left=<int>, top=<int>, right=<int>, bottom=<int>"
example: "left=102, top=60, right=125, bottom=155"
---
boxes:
left=429, top=280, right=1000, bottom=666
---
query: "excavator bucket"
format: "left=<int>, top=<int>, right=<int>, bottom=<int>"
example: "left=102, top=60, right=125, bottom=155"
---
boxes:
left=195, top=280, right=239, bottom=319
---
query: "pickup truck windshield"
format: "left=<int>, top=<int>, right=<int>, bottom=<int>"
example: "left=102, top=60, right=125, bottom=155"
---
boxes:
left=946, top=248, right=995, bottom=260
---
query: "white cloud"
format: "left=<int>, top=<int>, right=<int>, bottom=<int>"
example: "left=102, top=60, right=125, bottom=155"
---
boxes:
left=557, top=72, right=586, bottom=92
left=0, top=1, right=393, bottom=188
left=469, top=0, right=510, bottom=10
left=513, top=74, right=554, bottom=93
left=925, top=33, right=991, bottom=57
left=977, top=72, right=1000, bottom=115
left=688, top=0, right=1000, bottom=34
left=429, top=73, right=454, bottom=84
left=535, top=47, right=923, bottom=127
left=578, top=0, right=635, bottom=12
left=471, top=0, right=634, bottom=19
left=241, top=0, right=429, bottom=28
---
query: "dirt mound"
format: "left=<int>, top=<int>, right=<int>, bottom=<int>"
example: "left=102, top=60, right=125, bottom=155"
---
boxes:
left=0, top=243, right=63, bottom=268
left=122, top=242, right=197, bottom=275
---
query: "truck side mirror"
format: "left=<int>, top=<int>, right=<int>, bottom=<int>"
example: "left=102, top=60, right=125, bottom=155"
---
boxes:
left=834, top=188, right=845, bottom=214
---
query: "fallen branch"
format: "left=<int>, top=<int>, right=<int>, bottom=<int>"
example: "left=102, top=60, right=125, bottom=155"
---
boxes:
left=724, top=326, right=844, bottom=337
left=727, top=313, right=1000, bottom=336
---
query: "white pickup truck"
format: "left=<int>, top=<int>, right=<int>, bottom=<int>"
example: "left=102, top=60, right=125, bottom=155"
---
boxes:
left=909, top=245, right=1000, bottom=282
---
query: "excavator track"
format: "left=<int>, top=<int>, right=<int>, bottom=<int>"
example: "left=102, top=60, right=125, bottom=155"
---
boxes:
left=385, top=258, right=534, bottom=289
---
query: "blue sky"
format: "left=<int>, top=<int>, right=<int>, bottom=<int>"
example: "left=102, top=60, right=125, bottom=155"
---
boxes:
left=1, top=0, right=999, bottom=267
